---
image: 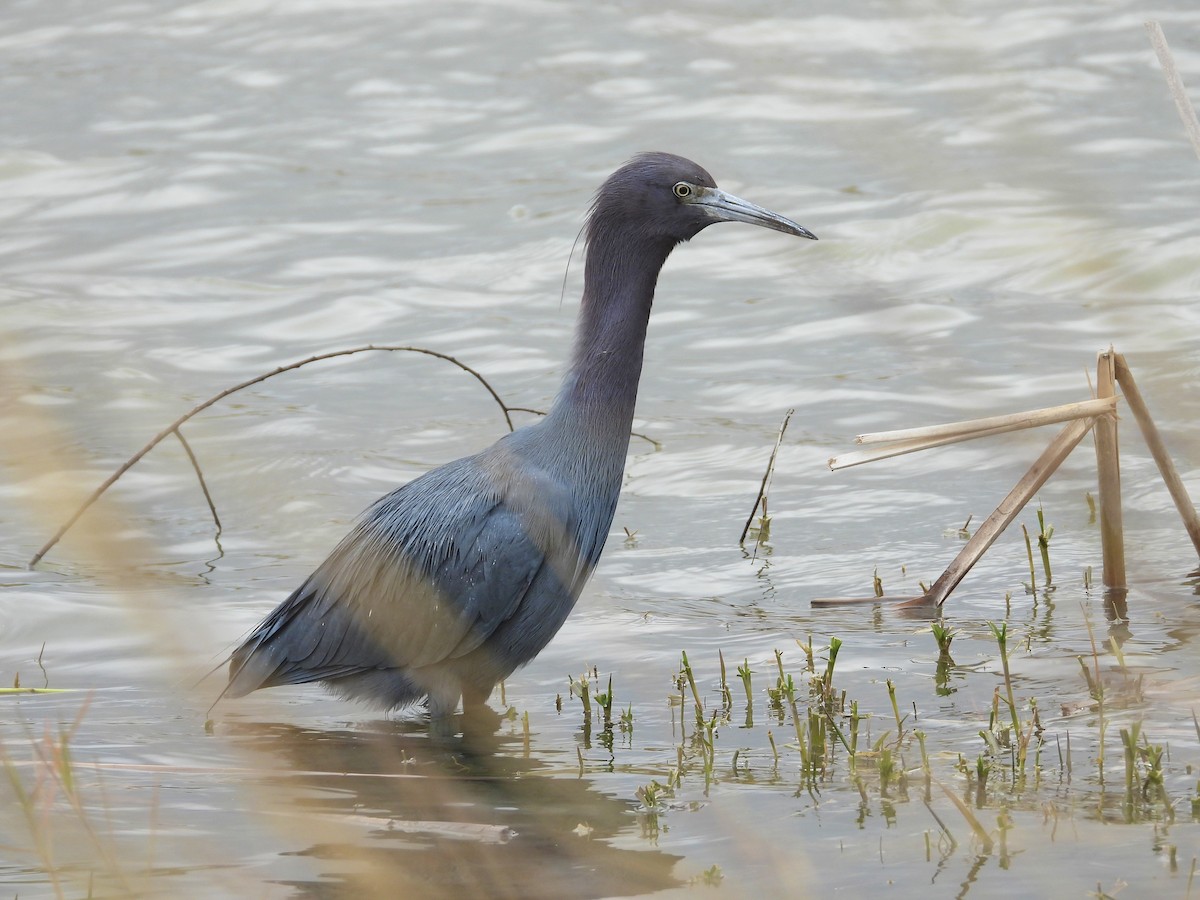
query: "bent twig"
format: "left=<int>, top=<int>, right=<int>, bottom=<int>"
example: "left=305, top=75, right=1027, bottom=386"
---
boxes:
left=173, top=427, right=221, bottom=533
left=29, top=344, right=515, bottom=568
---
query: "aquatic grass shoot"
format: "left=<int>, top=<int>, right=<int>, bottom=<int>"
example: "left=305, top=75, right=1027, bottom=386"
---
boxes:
left=931, top=622, right=955, bottom=659
left=607, top=610, right=1195, bottom=870
left=1022, top=524, right=1037, bottom=593
left=595, top=674, right=614, bottom=730
left=680, top=651, right=706, bottom=728
left=736, top=658, right=754, bottom=726
left=1036, top=504, right=1054, bottom=585
left=988, top=623, right=1021, bottom=744
left=822, top=637, right=842, bottom=701
left=0, top=699, right=147, bottom=898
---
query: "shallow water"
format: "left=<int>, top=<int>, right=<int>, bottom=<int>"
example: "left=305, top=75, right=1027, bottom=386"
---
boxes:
left=3, top=0, right=1200, bottom=896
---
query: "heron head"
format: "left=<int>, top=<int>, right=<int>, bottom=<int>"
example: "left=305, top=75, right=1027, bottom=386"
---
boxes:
left=589, top=152, right=816, bottom=246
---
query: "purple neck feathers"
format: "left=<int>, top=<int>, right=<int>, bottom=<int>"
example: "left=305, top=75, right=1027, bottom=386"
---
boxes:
left=546, top=215, right=677, bottom=456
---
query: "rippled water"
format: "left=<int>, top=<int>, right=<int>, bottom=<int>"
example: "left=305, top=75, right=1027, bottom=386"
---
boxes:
left=3, top=1, right=1200, bottom=897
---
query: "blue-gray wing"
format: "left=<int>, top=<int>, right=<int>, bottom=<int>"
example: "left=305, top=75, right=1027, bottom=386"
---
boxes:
left=225, top=449, right=578, bottom=697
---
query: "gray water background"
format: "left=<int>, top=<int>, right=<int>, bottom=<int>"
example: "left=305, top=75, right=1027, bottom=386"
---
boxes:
left=3, top=1, right=1200, bottom=896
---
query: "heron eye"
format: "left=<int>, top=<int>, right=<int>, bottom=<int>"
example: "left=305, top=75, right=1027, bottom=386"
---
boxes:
left=673, top=182, right=692, bottom=199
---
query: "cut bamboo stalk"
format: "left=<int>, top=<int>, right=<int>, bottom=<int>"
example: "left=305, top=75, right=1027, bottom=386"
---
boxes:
left=898, top=415, right=1098, bottom=609
left=1094, top=350, right=1127, bottom=592
left=1114, top=353, right=1200, bottom=558
left=852, top=397, right=1116, bottom=445
left=831, top=398, right=1117, bottom=471
left=1146, top=21, right=1200, bottom=163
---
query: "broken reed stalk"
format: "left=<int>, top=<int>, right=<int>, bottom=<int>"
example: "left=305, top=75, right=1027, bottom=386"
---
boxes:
left=1094, top=350, right=1127, bottom=592
left=818, top=350, right=1195, bottom=608
left=912, top=415, right=1098, bottom=608
left=830, top=397, right=1115, bottom=470
left=1146, top=21, right=1200, bottom=163
left=28, top=345, right=516, bottom=568
left=1113, top=353, right=1200, bottom=558
left=851, top=397, right=1115, bottom=446
left=739, top=407, right=794, bottom=545
left=814, top=415, right=1101, bottom=609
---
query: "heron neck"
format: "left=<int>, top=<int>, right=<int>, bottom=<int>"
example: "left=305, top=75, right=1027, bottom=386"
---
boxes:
left=546, top=232, right=675, bottom=455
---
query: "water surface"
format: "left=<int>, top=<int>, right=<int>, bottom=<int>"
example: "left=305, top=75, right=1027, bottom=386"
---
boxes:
left=3, top=1, right=1200, bottom=896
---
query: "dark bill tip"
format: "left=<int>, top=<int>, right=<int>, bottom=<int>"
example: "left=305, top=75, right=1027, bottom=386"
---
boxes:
left=697, top=188, right=816, bottom=240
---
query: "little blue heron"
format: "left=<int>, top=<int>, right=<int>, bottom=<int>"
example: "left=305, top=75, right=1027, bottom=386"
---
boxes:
left=224, top=152, right=815, bottom=724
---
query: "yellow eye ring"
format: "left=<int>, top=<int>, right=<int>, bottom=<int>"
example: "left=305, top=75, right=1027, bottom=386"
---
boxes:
left=673, top=182, right=692, bottom=198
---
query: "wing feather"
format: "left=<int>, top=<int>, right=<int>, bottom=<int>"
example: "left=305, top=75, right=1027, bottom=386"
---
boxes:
left=226, top=446, right=578, bottom=698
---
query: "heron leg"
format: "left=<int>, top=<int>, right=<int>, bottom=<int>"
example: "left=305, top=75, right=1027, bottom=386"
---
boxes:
left=461, top=680, right=496, bottom=711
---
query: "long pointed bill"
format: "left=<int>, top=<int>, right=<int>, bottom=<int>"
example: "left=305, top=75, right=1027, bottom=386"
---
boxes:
left=694, top=187, right=817, bottom=240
